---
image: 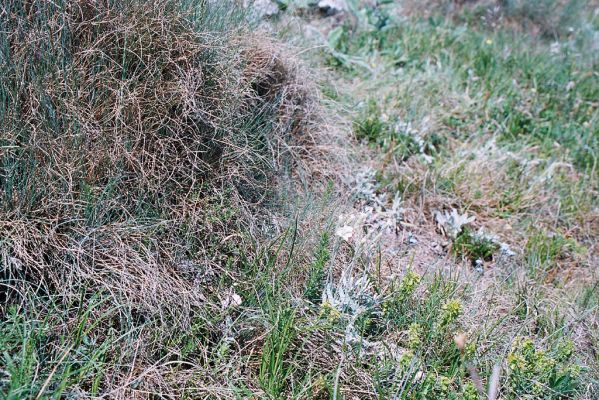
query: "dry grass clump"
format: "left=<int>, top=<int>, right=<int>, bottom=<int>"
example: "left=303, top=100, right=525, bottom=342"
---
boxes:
left=0, top=0, right=322, bottom=319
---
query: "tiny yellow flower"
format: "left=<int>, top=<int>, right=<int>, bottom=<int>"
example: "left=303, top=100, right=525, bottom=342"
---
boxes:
left=407, top=323, right=422, bottom=349
left=485, top=39, right=493, bottom=45
left=440, top=299, right=462, bottom=326
left=319, top=301, right=341, bottom=322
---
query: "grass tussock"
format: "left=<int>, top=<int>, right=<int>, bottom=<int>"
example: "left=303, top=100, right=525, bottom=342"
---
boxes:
left=1, top=0, right=318, bottom=304
left=0, top=0, right=331, bottom=396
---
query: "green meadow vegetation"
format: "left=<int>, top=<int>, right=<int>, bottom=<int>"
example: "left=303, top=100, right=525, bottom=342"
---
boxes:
left=1, top=0, right=597, bottom=399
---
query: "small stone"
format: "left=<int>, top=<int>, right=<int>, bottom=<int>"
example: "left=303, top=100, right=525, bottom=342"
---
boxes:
left=318, top=0, right=347, bottom=16
left=474, top=259, right=484, bottom=274
left=335, top=225, right=354, bottom=241
left=221, top=291, right=242, bottom=309
left=500, top=243, right=516, bottom=257
left=408, top=233, right=418, bottom=245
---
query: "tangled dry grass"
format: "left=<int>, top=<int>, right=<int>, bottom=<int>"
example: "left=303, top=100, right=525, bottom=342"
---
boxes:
left=0, top=1, right=346, bottom=397
left=0, top=0, right=324, bottom=341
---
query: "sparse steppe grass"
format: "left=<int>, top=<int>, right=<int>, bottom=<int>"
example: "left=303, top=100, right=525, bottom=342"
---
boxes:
left=332, top=3, right=598, bottom=239
left=292, top=0, right=598, bottom=398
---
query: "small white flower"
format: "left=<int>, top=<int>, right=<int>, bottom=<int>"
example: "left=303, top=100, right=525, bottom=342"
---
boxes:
left=335, top=225, right=354, bottom=241
left=221, top=291, right=242, bottom=309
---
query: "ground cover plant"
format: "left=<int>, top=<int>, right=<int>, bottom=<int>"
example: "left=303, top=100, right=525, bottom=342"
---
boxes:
left=1, top=0, right=598, bottom=399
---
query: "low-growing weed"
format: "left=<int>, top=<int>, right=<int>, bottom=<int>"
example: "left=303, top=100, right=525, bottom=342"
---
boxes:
left=507, top=337, right=581, bottom=399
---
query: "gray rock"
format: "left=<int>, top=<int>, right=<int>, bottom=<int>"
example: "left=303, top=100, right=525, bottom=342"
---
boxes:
left=318, top=0, right=347, bottom=16
left=245, top=0, right=280, bottom=18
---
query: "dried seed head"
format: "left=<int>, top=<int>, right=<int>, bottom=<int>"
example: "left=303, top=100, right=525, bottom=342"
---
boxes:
left=454, top=332, right=467, bottom=351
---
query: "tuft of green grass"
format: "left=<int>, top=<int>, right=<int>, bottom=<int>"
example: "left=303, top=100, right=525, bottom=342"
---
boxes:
left=353, top=100, right=390, bottom=143
left=0, top=296, right=113, bottom=399
left=353, top=100, right=422, bottom=160
left=525, top=229, right=581, bottom=273
left=259, top=306, right=297, bottom=398
left=304, top=231, right=331, bottom=303
left=452, top=229, right=499, bottom=262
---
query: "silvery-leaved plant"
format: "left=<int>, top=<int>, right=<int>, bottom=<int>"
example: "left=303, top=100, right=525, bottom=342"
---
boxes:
left=323, top=269, right=385, bottom=358
left=393, top=119, right=419, bottom=138
left=330, top=322, right=376, bottom=360
left=217, top=315, right=236, bottom=355
left=473, top=228, right=498, bottom=243
left=338, top=169, right=405, bottom=248
left=500, top=242, right=516, bottom=257
left=367, top=192, right=405, bottom=233
left=335, top=211, right=368, bottom=242
left=372, top=191, right=388, bottom=209
left=353, top=168, right=378, bottom=203
left=322, top=270, right=379, bottom=317
left=393, top=118, right=434, bottom=163
left=389, top=192, right=405, bottom=225
left=341, top=323, right=372, bottom=351
left=335, top=322, right=407, bottom=361
left=435, top=209, right=475, bottom=239
left=336, top=201, right=404, bottom=249
left=550, top=41, right=561, bottom=54
left=335, top=224, right=354, bottom=242
left=474, top=228, right=516, bottom=258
